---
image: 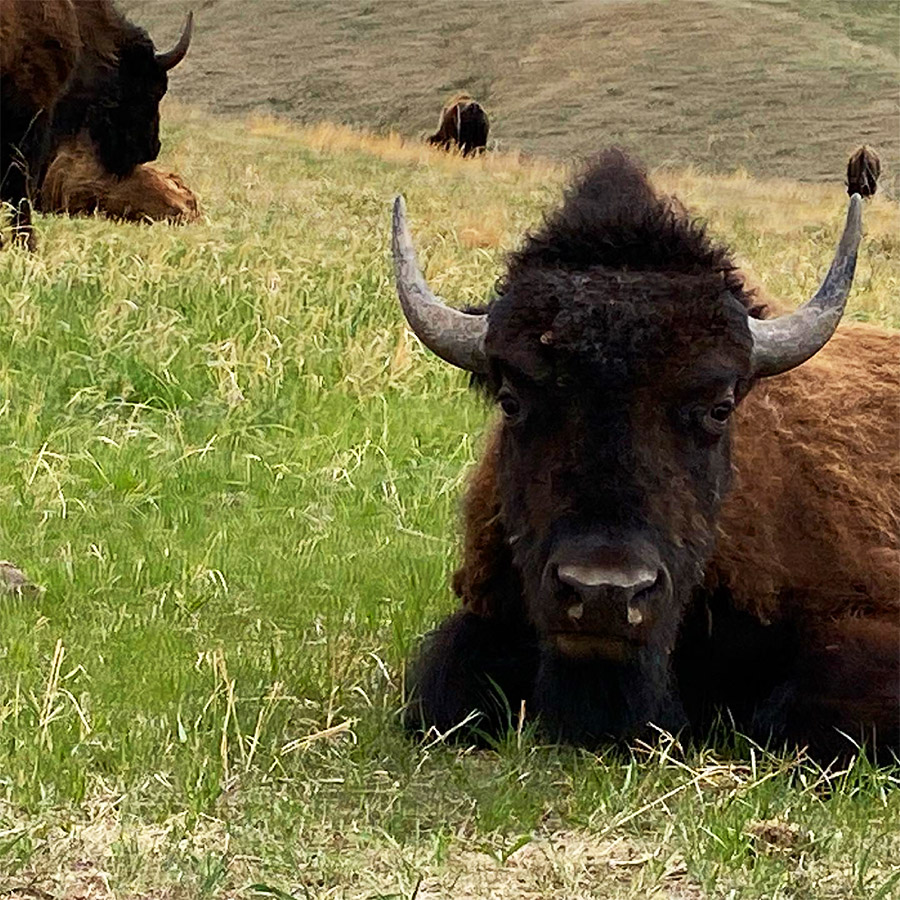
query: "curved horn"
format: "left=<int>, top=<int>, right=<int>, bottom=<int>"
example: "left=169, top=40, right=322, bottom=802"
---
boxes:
left=156, top=11, right=193, bottom=71
left=391, top=196, right=489, bottom=373
left=749, top=194, right=863, bottom=378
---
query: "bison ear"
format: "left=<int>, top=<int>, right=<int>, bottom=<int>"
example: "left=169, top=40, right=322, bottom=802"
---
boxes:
left=156, top=11, right=193, bottom=70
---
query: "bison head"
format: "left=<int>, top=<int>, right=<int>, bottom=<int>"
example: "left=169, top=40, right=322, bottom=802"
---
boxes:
left=393, top=151, right=862, bottom=740
left=85, top=13, right=193, bottom=177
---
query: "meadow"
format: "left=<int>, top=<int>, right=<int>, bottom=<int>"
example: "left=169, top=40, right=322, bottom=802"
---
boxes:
left=0, top=107, right=898, bottom=898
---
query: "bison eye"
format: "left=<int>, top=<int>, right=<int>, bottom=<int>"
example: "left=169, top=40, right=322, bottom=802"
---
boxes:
left=498, top=391, right=521, bottom=420
left=702, top=399, right=735, bottom=434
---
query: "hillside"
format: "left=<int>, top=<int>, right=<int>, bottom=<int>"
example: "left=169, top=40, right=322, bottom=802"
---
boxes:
left=124, top=0, right=899, bottom=183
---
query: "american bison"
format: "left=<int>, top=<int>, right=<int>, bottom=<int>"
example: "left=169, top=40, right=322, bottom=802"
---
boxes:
left=0, top=0, right=192, bottom=248
left=427, top=93, right=490, bottom=157
left=393, top=150, right=899, bottom=759
left=40, top=134, right=200, bottom=223
left=847, top=145, right=880, bottom=198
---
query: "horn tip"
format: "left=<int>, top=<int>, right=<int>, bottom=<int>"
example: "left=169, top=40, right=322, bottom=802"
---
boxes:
left=845, top=193, right=863, bottom=242
left=392, top=195, right=408, bottom=234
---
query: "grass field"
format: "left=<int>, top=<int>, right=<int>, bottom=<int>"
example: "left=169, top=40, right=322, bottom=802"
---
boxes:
left=122, top=0, right=899, bottom=185
left=1, top=106, right=899, bottom=898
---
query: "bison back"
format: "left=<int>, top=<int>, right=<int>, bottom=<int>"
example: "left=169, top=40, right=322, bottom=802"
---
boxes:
left=0, top=0, right=80, bottom=111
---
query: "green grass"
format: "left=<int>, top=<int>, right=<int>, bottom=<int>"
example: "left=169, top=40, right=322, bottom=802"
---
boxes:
left=0, top=109, right=898, bottom=897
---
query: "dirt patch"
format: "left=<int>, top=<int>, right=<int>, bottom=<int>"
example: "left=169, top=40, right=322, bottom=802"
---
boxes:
left=746, top=818, right=814, bottom=858
left=400, top=830, right=704, bottom=900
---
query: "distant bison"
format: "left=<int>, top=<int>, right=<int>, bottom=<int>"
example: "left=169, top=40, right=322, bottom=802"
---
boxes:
left=847, top=145, right=880, bottom=198
left=427, top=93, right=489, bottom=157
left=0, top=0, right=192, bottom=248
left=393, top=150, right=899, bottom=760
left=40, top=135, right=200, bottom=223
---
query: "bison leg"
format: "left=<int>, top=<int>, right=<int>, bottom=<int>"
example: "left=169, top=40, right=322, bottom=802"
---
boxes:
left=674, top=591, right=798, bottom=736
left=404, top=610, right=538, bottom=741
left=0, top=100, right=51, bottom=250
left=753, top=615, right=900, bottom=760
left=0, top=151, right=36, bottom=249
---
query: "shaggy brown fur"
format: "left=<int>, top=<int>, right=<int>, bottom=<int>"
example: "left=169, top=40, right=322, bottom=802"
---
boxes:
left=846, top=145, right=881, bottom=197
left=40, top=135, right=200, bottom=223
left=405, top=149, right=899, bottom=759
left=0, top=0, right=80, bottom=247
left=0, top=0, right=81, bottom=111
left=427, top=93, right=490, bottom=157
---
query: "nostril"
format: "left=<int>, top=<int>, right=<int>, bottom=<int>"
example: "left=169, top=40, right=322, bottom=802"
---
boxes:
left=629, top=568, right=665, bottom=603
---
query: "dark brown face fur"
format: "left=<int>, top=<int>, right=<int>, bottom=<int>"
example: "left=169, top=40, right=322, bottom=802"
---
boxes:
left=472, top=151, right=760, bottom=739
left=488, top=268, right=753, bottom=640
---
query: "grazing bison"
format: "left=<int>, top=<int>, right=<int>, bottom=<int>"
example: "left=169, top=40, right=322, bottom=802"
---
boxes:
left=393, top=150, right=899, bottom=759
left=0, top=0, right=192, bottom=248
left=847, top=145, right=880, bottom=198
left=40, top=134, right=200, bottom=223
left=427, top=93, right=489, bottom=157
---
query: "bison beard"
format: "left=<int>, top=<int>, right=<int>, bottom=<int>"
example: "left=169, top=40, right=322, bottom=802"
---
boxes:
left=394, top=150, right=899, bottom=759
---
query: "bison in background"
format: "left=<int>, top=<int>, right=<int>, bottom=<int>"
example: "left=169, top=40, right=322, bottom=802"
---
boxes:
left=392, top=150, right=899, bottom=760
left=0, top=0, right=192, bottom=248
left=40, top=134, right=200, bottom=223
left=428, top=93, right=490, bottom=157
left=847, top=145, right=881, bottom=198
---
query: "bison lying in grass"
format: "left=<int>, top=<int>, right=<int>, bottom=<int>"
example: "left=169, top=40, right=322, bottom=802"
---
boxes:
left=393, top=150, right=898, bottom=760
left=40, top=135, right=199, bottom=224
left=0, top=0, right=192, bottom=247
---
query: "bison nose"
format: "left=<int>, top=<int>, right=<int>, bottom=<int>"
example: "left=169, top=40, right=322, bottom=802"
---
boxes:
left=556, top=562, right=665, bottom=627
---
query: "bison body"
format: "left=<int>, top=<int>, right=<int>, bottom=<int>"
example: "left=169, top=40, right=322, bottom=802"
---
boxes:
left=393, top=150, right=899, bottom=759
left=847, top=145, right=880, bottom=198
left=439, top=324, right=899, bottom=756
left=428, top=93, right=489, bottom=157
left=0, top=0, right=191, bottom=247
left=0, top=0, right=80, bottom=247
left=40, top=135, right=200, bottom=223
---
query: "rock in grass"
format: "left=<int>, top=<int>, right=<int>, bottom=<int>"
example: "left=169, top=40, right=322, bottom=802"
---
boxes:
left=0, top=561, right=41, bottom=596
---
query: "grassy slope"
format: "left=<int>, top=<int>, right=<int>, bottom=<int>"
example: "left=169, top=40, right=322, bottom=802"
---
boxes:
left=0, top=109, right=898, bottom=897
left=123, top=0, right=899, bottom=183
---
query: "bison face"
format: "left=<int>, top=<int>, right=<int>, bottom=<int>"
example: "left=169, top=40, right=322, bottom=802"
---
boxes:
left=391, top=165, right=861, bottom=740
left=85, top=14, right=192, bottom=177
left=87, top=38, right=167, bottom=176
left=485, top=271, right=753, bottom=670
